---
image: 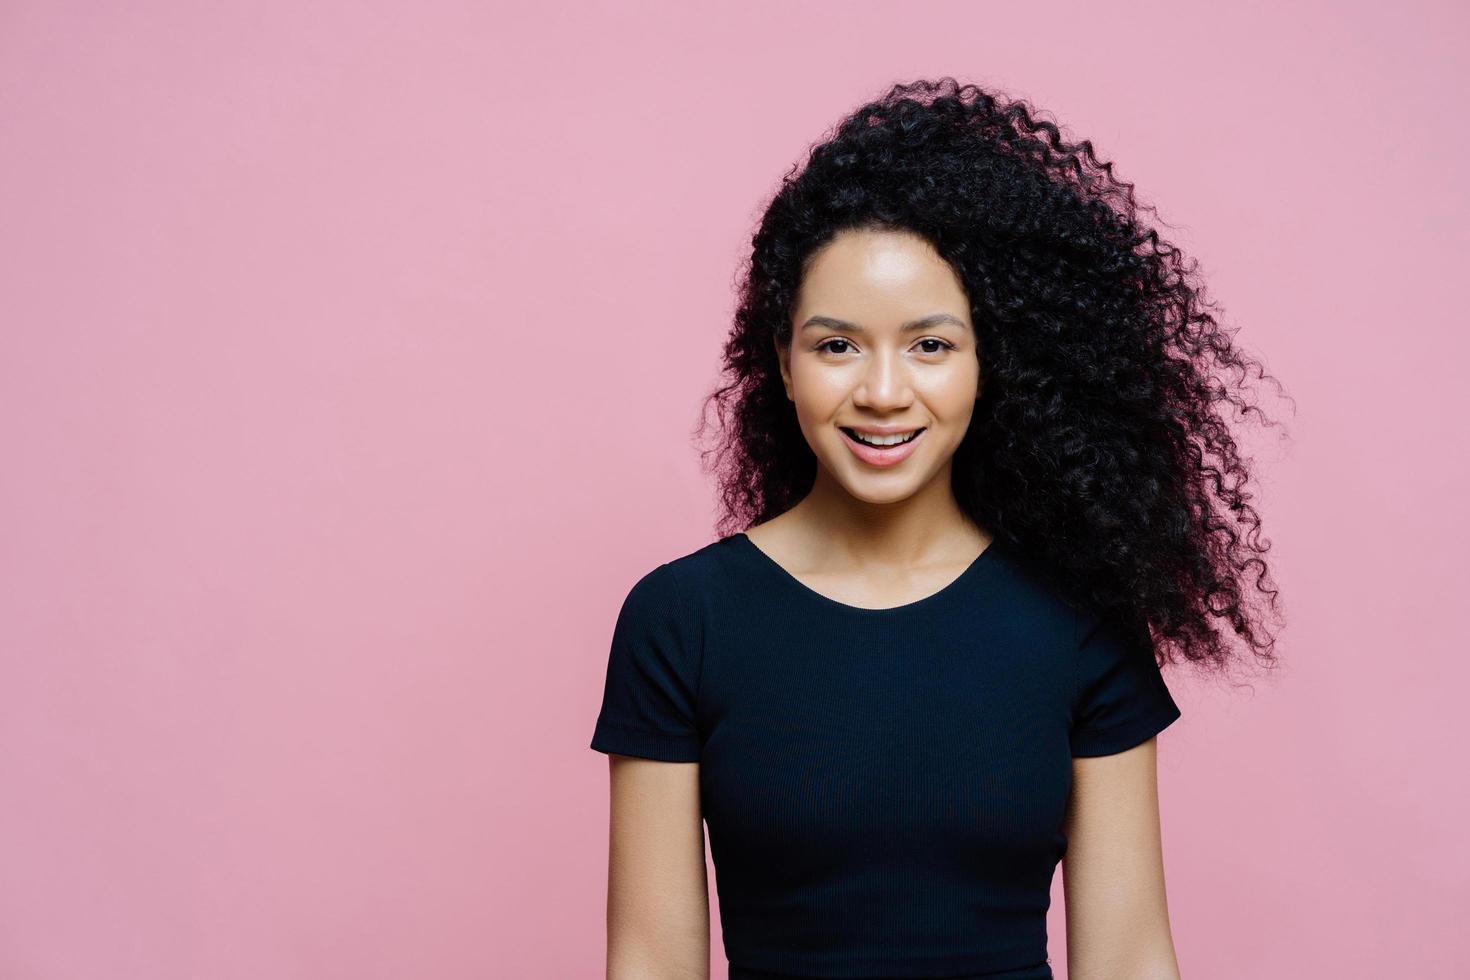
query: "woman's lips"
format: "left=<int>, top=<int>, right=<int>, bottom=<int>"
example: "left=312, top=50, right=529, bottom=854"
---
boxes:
left=839, top=427, right=926, bottom=467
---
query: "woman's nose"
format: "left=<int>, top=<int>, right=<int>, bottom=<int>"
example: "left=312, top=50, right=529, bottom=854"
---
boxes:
left=852, top=351, right=913, bottom=408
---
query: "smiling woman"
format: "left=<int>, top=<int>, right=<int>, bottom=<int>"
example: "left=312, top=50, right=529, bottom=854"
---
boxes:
left=591, top=76, right=1286, bottom=980
left=776, top=228, right=980, bottom=485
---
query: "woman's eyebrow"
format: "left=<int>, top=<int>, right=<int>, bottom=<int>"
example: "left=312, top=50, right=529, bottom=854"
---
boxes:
left=798, top=313, right=967, bottom=333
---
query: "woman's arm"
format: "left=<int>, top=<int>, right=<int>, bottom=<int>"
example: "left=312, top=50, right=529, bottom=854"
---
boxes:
left=1061, top=737, right=1182, bottom=980
left=605, top=754, right=709, bottom=980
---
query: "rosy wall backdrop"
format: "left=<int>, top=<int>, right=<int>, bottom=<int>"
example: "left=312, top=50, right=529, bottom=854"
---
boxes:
left=1, top=1, right=1465, bottom=977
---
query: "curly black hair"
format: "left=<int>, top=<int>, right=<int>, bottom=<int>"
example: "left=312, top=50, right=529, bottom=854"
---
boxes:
left=694, top=77, right=1288, bottom=677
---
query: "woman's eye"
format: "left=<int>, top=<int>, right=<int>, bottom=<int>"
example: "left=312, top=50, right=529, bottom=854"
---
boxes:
left=815, top=338, right=954, bottom=356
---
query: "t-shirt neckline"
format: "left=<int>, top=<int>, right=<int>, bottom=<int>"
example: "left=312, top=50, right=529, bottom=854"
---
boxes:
left=731, top=531, right=1000, bottom=615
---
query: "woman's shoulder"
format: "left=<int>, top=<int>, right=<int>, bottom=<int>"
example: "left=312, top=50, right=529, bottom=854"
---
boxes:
left=658, top=533, right=747, bottom=589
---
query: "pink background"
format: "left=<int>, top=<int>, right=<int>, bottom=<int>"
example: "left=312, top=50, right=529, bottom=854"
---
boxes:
left=1, top=2, right=1465, bottom=977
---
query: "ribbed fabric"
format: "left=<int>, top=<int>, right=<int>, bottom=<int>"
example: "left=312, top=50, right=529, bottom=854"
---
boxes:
left=590, top=533, right=1181, bottom=979
left=728, top=962, right=1054, bottom=980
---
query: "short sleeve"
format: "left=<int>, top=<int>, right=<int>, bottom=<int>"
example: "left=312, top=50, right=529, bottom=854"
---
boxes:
left=1069, top=608, right=1182, bottom=757
left=589, top=561, right=704, bottom=762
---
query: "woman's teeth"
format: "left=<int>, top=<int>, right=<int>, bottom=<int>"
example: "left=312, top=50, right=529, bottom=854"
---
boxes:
left=844, top=428, right=922, bottom=447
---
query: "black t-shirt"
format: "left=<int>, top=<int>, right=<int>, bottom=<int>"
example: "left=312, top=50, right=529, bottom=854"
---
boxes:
left=590, top=532, right=1181, bottom=980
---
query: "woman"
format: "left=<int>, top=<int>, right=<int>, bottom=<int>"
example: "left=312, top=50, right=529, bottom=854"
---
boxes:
left=590, top=77, right=1284, bottom=980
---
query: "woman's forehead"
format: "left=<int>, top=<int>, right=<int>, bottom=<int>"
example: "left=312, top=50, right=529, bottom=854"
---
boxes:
left=796, top=231, right=971, bottom=329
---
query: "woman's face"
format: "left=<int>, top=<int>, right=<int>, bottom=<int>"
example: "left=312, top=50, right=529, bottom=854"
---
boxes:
left=775, top=227, right=981, bottom=507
